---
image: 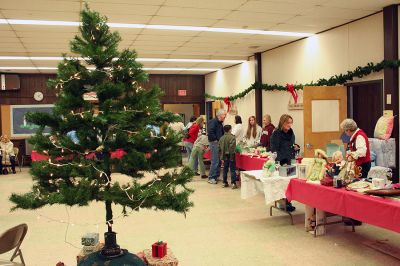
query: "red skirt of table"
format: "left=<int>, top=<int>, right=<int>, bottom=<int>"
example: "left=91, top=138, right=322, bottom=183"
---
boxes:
left=203, top=152, right=267, bottom=171
left=286, top=178, right=400, bottom=233
left=31, top=149, right=127, bottom=161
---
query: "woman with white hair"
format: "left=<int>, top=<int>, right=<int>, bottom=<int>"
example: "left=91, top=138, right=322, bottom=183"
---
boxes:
left=340, top=118, right=371, bottom=179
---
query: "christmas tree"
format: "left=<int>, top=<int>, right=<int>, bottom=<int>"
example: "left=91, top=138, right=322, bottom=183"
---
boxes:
left=10, top=6, right=194, bottom=258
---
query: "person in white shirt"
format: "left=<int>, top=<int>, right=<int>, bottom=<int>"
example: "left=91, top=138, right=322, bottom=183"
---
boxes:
left=232, top=115, right=245, bottom=144
left=244, top=116, right=262, bottom=147
left=0, top=135, right=16, bottom=174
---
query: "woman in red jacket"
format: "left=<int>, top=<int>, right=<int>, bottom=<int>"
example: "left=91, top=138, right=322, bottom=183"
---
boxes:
left=184, top=116, right=204, bottom=161
left=260, top=114, right=275, bottom=149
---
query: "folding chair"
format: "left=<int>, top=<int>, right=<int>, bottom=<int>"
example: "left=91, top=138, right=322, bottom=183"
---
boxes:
left=0, top=224, right=28, bottom=265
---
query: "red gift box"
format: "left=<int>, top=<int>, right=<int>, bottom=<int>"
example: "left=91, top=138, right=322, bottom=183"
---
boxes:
left=152, top=241, right=167, bottom=258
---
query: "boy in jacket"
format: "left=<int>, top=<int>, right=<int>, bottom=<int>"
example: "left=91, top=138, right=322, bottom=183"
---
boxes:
left=218, top=125, right=237, bottom=189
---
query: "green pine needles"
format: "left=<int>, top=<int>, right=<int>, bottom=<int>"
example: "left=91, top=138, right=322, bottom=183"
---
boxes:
left=9, top=7, right=194, bottom=224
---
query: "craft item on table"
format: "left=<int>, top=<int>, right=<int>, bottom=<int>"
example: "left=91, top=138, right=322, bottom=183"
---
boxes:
left=320, top=176, right=333, bottom=186
left=346, top=181, right=371, bottom=192
left=306, top=149, right=328, bottom=181
left=144, top=248, right=178, bottom=266
left=367, top=166, right=392, bottom=182
left=333, top=176, right=343, bottom=188
left=152, top=241, right=167, bottom=258
left=372, top=177, right=388, bottom=189
left=81, top=233, right=99, bottom=246
left=327, top=151, right=345, bottom=177
left=364, top=188, right=400, bottom=196
left=297, top=164, right=307, bottom=180
left=262, top=153, right=277, bottom=177
left=338, top=153, right=362, bottom=184
left=279, top=165, right=296, bottom=177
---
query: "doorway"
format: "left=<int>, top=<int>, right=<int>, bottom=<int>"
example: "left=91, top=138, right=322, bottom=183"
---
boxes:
left=163, top=103, right=201, bottom=125
left=347, top=80, right=383, bottom=137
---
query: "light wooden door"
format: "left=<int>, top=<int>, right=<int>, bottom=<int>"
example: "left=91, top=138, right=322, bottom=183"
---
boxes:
left=303, top=86, right=347, bottom=157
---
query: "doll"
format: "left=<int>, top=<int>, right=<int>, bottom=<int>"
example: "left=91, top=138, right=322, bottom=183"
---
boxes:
left=338, top=153, right=362, bottom=184
left=328, top=151, right=345, bottom=177
left=307, top=149, right=328, bottom=181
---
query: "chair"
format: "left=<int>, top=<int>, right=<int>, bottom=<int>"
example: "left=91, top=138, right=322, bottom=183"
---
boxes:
left=0, top=224, right=28, bottom=265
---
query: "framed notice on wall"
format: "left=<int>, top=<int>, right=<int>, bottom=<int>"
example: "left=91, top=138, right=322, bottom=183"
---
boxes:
left=10, top=104, right=54, bottom=137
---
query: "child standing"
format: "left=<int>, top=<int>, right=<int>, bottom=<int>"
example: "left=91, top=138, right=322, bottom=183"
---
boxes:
left=188, top=129, right=209, bottom=179
left=218, top=125, right=238, bottom=189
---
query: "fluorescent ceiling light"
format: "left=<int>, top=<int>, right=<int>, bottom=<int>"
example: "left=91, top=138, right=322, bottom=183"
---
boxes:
left=0, top=66, right=218, bottom=72
left=0, top=56, right=245, bottom=64
left=143, top=68, right=219, bottom=71
left=0, top=19, right=313, bottom=37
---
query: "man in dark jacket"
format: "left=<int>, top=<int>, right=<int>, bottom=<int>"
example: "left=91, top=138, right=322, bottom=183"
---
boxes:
left=207, top=109, right=226, bottom=184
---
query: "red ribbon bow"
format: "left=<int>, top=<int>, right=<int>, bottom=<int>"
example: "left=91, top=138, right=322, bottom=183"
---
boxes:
left=223, top=97, right=231, bottom=113
left=286, top=83, right=298, bottom=104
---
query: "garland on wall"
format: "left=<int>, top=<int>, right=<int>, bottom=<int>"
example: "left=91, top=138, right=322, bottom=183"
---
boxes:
left=205, top=59, right=400, bottom=102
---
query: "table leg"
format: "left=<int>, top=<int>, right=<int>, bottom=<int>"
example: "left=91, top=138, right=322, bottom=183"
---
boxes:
left=270, top=200, right=294, bottom=225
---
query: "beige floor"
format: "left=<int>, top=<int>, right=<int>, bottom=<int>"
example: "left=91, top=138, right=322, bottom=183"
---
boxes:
left=1, top=167, right=400, bottom=266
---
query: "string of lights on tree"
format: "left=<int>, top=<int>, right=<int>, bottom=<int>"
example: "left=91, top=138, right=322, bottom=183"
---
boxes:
left=205, top=59, right=400, bottom=101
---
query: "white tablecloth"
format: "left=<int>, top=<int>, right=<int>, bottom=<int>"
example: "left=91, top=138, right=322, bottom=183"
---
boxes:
left=240, top=170, right=296, bottom=205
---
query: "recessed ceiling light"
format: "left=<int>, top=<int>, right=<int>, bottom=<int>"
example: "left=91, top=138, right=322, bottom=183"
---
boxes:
left=0, top=19, right=313, bottom=37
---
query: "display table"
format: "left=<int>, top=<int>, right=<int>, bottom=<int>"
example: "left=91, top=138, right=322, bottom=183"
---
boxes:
left=241, top=170, right=297, bottom=224
left=31, top=149, right=127, bottom=161
left=286, top=178, right=400, bottom=233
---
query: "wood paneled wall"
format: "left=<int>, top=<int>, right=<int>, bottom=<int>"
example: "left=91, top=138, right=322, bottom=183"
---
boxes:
left=0, top=74, right=57, bottom=105
left=143, top=74, right=205, bottom=113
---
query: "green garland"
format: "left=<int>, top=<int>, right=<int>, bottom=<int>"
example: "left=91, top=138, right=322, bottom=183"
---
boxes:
left=205, top=59, right=400, bottom=101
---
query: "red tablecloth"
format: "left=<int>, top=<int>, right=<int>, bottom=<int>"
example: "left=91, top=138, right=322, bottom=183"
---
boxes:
left=235, top=154, right=268, bottom=171
left=203, top=152, right=268, bottom=171
left=31, top=149, right=127, bottom=161
left=286, top=178, right=400, bottom=233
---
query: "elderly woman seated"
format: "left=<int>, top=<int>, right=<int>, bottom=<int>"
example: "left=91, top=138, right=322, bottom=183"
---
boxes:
left=0, top=135, right=16, bottom=174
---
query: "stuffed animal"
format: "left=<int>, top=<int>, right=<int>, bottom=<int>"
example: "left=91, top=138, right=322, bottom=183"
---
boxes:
left=263, top=153, right=277, bottom=177
left=307, top=149, right=328, bottom=181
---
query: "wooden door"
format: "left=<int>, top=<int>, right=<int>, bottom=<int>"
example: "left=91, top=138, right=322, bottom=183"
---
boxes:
left=193, top=103, right=200, bottom=118
left=303, top=86, right=347, bottom=157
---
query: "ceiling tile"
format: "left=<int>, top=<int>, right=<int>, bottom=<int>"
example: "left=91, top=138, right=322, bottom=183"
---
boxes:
left=238, top=1, right=317, bottom=15
left=285, top=15, right=351, bottom=28
left=0, top=0, right=80, bottom=12
left=87, top=3, right=160, bottom=16
left=322, top=0, right=400, bottom=11
left=269, top=23, right=325, bottom=34
left=88, top=0, right=165, bottom=5
left=212, top=20, right=276, bottom=30
left=1, top=10, right=79, bottom=21
left=225, top=11, right=294, bottom=23
left=149, top=16, right=218, bottom=27
left=163, top=0, right=247, bottom=10
left=302, top=6, right=374, bottom=20
left=156, top=6, right=230, bottom=19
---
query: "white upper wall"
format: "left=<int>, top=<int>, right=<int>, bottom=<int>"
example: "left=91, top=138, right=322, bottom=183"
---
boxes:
left=262, top=13, right=384, bottom=150
left=205, top=60, right=255, bottom=126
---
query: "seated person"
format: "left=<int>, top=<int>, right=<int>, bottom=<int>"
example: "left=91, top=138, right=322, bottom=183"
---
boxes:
left=0, top=135, right=16, bottom=174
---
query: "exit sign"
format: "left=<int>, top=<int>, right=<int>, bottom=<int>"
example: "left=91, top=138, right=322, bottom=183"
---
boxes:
left=178, top=89, right=187, bottom=96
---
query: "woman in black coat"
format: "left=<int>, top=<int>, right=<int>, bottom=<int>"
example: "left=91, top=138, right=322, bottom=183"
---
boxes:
left=270, top=114, right=295, bottom=165
left=270, top=114, right=296, bottom=212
